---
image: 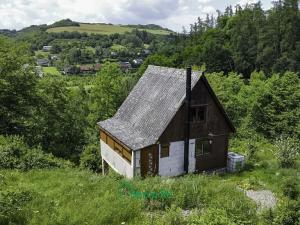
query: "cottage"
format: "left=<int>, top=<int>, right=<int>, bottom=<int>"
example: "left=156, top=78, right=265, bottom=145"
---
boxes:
left=36, top=58, right=49, bottom=67
left=80, top=65, right=94, bottom=73
left=98, top=65, right=235, bottom=178
left=143, top=49, right=151, bottom=55
left=119, top=62, right=132, bottom=71
left=42, top=46, right=52, bottom=52
left=133, top=58, right=143, bottom=66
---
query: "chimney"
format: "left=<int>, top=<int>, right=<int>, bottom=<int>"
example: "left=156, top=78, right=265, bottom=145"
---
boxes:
left=184, top=66, right=191, bottom=174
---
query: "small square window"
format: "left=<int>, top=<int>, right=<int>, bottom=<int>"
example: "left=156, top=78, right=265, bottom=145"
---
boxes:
left=195, top=139, right=212, bottom=157
left=191, top=107, right=206, bottom=122
left=202, top=141, right=211, bottom=155
left=160, top=144, right=170, bottom=158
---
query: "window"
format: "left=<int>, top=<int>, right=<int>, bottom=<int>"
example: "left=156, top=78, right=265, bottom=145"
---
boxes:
left=202, top=141, right=211, bottom=155
left=160, top=144, right=170, bottom=158
left=191, top=106, right=206, bottom=122
left=195, top=139, right=212, bottom=157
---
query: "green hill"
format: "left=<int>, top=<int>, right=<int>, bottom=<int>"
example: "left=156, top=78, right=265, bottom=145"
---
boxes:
left=47, top=23, right=173, bottom=35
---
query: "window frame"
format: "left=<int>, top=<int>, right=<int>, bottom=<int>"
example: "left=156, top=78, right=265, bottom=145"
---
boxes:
left=190, top=105, right=207, bottom=123
left=195, top=138, right=212, bottom=157
left=160, top=144, right=170, bottom=158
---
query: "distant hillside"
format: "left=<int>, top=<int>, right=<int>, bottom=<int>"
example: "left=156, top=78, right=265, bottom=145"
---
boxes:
left=0, top=29, right=17, bottom=37
left=46, top=23, right=173, bottom=35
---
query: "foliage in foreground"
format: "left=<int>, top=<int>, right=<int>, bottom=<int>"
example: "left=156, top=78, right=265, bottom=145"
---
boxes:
left=0, top=136, right=71, bottom=171
left=0, top=168, right=299, bottom=225
left=79, top=144, right=102, bottom=173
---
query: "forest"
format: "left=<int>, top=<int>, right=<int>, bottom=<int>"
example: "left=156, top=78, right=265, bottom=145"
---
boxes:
left=0, top=0, right=299, bottom=224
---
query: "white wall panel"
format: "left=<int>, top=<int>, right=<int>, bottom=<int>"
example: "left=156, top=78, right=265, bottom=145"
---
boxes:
left=100, top=140, right=133, bottom=178
left=158, top=140, right=196, bottom=177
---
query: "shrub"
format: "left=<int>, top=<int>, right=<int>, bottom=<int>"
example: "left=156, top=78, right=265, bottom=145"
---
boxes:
left=273, top=200, right=300, bottom=225
left=0, top=191, right=34, bottom=225
left=0, top=136, right=27, bottom=169
left=157, top=205, right=185, bottom=225
left=188, top=208, right=236, bottom=225
left=274, top=136, right=299, bottom=168
left=282, top=178, right=299, bottom=200
left=79, top=144, right=101, bottom=172
left=20, top=147, right=72, bottom=171
left=0, top=135, right=71, bottom=170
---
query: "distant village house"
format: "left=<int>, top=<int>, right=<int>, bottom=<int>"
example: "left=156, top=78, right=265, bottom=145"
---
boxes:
left=133, top=58, right=143, bottom=66
left=119, top=62, right=132, bottom=71
left=36, top=58, right=50, bottom=67
left=42, top=46, right=52, bottom=52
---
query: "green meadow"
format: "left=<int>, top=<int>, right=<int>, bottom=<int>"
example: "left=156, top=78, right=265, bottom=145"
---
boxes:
left=43, top=67, right=61, bottom=76
left=47, top=23, right=172, bottom=35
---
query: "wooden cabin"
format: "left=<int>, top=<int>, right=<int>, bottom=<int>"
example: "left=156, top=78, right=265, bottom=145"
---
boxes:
left=98, top=65, right=235, bottom=178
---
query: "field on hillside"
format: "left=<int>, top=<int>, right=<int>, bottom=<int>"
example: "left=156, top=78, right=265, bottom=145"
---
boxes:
left=47, top=23, right=172, bottom=35
left=43, top=67, right=61, bottom=75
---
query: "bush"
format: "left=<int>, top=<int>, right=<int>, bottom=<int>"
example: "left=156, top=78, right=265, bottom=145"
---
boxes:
left=80, top=144, right=101, bottom=173
left=188, top=208, right=236, bottom=225
left=154, top=205, right=185, bottom=225
left=282, top=178, right=299, bottom=200
left=273, top=200, right=300, bottom=225
left=274, top=136, right=299, bottom=168
left=0, top=191, right=34, bottom=225
left=0, top=135, right=71, bottom=170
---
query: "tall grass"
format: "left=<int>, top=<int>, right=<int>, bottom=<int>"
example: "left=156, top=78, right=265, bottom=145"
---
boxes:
left=0, top=169, right=261, bottom=225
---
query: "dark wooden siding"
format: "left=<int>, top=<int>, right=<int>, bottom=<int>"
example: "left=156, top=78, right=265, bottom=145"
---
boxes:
left=159, top=78, right=231, bottom=143
left=140, top=145, right=159, bottom=177
left=159, top=77, right=232, bottom=170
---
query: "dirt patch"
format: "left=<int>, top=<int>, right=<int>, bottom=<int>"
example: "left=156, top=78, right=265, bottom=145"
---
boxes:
left=246, top=190, right=277, bottom=210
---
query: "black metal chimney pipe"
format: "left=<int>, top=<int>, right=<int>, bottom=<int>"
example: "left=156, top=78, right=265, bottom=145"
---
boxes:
left=184, top=66, right=191, bottom=174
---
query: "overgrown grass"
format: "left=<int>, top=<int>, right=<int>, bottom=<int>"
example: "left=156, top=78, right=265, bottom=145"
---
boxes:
left=1, top=137, right=299, bottom=225
left=46, top=23, right=172, bottom=35
left=0, top=167, right=279, bottom=225
left=0, top=169, right=144, bottom=225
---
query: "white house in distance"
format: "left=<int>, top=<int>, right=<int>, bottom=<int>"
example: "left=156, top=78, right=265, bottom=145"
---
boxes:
left=42, top=46, right=52, bottom=51
left=98, top=65, right=235, bottom=178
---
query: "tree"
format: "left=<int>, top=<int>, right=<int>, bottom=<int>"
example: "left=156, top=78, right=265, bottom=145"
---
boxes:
left=251, top=72, right=300, bottom=138
left=186, top=29, right=233, bottom=73
left=29, top=75, right=88, bottom=162
left=0, top=37, right=39, bottom=136
left=89, top=63, right=129, bottom=124
left=227, top=3, right=265, bottom=77
left=274, top=136, right=299, bottom=168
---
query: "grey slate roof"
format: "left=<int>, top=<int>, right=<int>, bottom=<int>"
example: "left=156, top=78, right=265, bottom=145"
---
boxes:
left=98, top=65, right=203, bottom=150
